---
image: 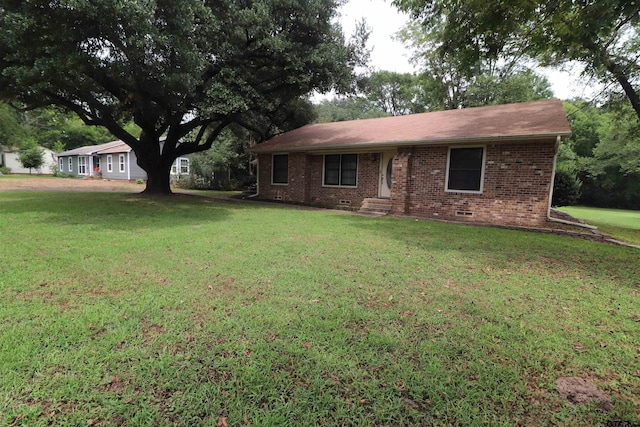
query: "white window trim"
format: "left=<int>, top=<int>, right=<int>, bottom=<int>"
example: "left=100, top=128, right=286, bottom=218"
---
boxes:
left=445, top=145, right=486, bottom=194
left=78, top=156, right=88, bottom=176
left=271, top=153, right=289, bottom=185
left=322, top=153, right=358, bottom=188
left=68, top=157, right=72, bottom=172
left=118, top=154, right=125, bottom=173
left=107, top=155, right=113, bottom=173
left=179, top=158, right=189, bottom=175
left=58, top=158, right=63, bottom=171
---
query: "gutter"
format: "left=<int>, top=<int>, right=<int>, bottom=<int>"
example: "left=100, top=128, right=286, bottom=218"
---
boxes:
left=546, top=135, right=598, bottom=230
left=247, top=170, right=260, bottom=198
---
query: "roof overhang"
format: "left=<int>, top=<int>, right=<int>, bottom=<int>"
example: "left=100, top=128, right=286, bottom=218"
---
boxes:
left=251, top=132, right=571, bottom=154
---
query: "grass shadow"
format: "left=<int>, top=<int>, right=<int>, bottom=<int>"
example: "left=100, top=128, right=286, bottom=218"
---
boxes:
left=0, top=191, right=232, bottom=232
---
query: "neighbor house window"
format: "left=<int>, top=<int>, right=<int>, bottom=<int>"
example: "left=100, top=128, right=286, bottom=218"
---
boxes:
left=58, top=158, right=63, bottom=171
left=119, top=154, right=125, bottom=173
left=68, top=158, right=72, bottom=172
left=446, top=146, right=485, bottom=193
left=179, top=158, right=189, bottom=174
left=272, top=154, right=288, bottom=184
left=323, top=154, right=357, bottom=187
left=107, top=155, right=113, bottom=172
left=78, top=156, right=88, bottom=175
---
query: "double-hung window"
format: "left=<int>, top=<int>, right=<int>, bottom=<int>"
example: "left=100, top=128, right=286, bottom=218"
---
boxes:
left=323, top=154, right=357, bottom=187
left=272, top=154, right=288, bottom=184
left=119, top=154, right=125, bottom=173
left=179, top=158, right=189, bottom=174
left=446, top=147, right=485, bottom=193
left=58, top=158, right=63, bottom=172
left=107, top=155, right=113, bottom=172
left=78, top=156, right=88, bottom=175
left=68, top=158, right=72, bottom=172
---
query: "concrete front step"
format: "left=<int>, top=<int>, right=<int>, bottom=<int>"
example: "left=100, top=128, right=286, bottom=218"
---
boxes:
left=359, top=198, right=392, bottom=216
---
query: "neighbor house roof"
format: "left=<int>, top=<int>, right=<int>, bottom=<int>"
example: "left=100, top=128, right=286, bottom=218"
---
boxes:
left=252, top=99, right=571, bottom=153
left=58, top=140, right=128, bottom=157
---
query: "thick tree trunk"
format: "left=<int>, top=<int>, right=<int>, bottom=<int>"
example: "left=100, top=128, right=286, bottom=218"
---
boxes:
left=142, top=162, right=173, bottom=195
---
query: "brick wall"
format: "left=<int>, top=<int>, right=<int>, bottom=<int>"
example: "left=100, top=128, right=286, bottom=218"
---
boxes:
left=258, top=138, right=557, bottom=226
left=258, top=152, right=380, bottom=207
left=394, top=140, right=557, bottom=225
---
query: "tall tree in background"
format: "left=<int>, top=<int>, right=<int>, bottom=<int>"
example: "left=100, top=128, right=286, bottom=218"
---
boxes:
left=397, top=20, right=554, bottom=109
left=0, top=102, right=26, bottom=148
left=314, top=97, right=388, bottom=122
left=393, top=0, right=640, bottom=120
left=361, top=71, right=425, bottom=115
left=0, top=0, right=364, bottom=194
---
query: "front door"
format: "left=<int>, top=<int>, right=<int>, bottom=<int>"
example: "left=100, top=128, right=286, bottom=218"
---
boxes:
left=379, top=152, right=394, bottom=198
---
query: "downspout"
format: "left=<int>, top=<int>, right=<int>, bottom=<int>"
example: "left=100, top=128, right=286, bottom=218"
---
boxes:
left=546, top=135, right=597, bottom=230
left=247, top=153, right=260, bottom=198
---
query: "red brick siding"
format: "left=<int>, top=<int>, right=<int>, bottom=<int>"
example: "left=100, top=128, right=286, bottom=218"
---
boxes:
left=258, top=139, right=556, bottom=226
left=258, top=152, right=379, bottom=207
left=393, top=140, right=556, bottom=225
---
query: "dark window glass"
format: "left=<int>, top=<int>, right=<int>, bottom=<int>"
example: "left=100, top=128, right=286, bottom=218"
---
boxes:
left=324, top=154, right=358, bottom=186
left=272, top=154, right=288, bottom=184
left=341, top=154, right=357, bottom=186
left=447, top=147, right=483, bottom=191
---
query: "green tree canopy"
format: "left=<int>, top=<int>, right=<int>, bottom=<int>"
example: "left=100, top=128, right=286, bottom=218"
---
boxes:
left=0, top=0, right=363, bottom=193
left=17, top=144, right=44, bottom=174
left=314, top=97, right=388, bottom=123
left=0, top=102, right=27, bottom=148
left=393, top=0, right=640, bottom=119
left=396, top=20, right=554, bottom=110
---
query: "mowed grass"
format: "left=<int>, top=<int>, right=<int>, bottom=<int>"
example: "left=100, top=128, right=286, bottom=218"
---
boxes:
left=560, top=206, right=640, bottom=246
left=1, top=192, right=639, bottom=426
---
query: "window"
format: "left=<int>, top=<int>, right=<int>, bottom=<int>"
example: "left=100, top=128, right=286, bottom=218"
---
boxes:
left=78, top=156, right=87, bottom=175
left=179, top=158, right=189, bottom=174
left=58, top=158, right=63, bottom=172
left=68, top=158, right=72, bottom=172
left=107, top=155, right=113, bottom=172
left=272, top=154, right=288, bottom=184
left=446, top=147, right=485, bottom=193
left=323, top=154, right=357, bottom=187
left=119, top=154, right=125, bottom=173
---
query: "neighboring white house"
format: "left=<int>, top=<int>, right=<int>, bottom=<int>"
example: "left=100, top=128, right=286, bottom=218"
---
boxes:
left=0, top=145, right=58, bottom=174
left=56, top=140, right=190, bottom=181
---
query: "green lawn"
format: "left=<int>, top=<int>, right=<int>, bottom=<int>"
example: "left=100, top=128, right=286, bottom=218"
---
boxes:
left=559, top=206, right=640, bottom=246
left=1, top=192, right=639, bottom=426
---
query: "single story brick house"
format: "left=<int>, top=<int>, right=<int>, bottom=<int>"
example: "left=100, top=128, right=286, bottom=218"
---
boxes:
left=251, top=99, right=572, bottom=226
left=57, top=140, right=190, bottom=181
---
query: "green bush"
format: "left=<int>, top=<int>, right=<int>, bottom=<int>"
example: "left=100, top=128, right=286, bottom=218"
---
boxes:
left=0, top=166, right=11, bottom=174
left=552, top=170, right=581, bottom=207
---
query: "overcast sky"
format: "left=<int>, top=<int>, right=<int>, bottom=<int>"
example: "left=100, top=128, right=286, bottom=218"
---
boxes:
left=338, top=0, right=596, bottom=101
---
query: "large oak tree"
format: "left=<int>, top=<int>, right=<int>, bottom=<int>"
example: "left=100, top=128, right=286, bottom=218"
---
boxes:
left=0, top=0, right=361, bottom=193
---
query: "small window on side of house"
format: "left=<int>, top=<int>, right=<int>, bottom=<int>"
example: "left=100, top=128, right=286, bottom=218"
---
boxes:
left=107, top=155, right=113, bottom=172
left=119, top=154, right=125, bottom=173
left=68, top=157, right=72, bottom=172
left=272, top=154, right=288, bottom=184
left=446, top=147, right=485, bottom=193
left=58, top=158, right=63, bottom=172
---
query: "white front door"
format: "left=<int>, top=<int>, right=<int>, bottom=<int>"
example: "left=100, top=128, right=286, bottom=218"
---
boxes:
left=379, top=152, right=395, bottom=198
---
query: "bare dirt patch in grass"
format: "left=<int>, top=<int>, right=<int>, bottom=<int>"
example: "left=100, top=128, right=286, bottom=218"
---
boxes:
left=0, top=176, right=144, bottom=192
